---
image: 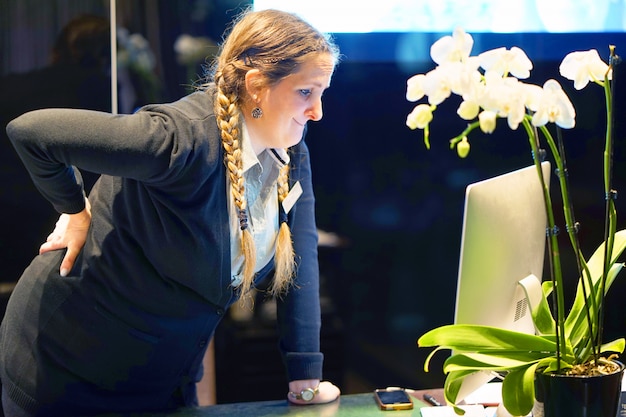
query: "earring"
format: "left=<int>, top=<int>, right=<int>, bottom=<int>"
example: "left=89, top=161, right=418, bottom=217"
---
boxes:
left=251, top=107, right=263, bottom=119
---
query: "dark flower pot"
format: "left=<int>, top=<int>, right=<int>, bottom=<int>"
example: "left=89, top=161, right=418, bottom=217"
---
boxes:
left=533, top=361, right=624, bottom=417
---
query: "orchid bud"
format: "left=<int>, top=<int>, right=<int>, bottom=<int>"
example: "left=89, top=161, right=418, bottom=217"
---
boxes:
left=457, top=137, right=470, bottom=158
left=479, top=110, right=497, bottom=133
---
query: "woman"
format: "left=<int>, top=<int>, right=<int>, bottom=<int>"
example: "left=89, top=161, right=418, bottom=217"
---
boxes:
left=1, top=8, right=341, bottom=416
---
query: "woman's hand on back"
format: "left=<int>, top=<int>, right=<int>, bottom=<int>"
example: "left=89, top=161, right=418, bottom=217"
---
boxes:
left=40, top=198, right=92, bottom=276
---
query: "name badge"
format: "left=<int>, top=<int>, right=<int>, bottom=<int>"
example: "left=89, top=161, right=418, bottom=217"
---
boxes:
left=282, top=181, right=302, bottom=214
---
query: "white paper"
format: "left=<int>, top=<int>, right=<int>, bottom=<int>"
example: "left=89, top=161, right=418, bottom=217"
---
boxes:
left=463, top=382, right=503, bottom=405
left=420, top=404, right=486, bottom=417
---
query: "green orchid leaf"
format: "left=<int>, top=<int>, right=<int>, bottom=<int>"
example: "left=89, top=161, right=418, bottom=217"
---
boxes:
left=501, top=363, right=539, bottom=417
left=541, top=281, right=553, bottom=297
left=536, top=356, right=569, bottom=373
left=443, top=351, right=550, bottom=373
left=525, top=281, right=556, bottom=335
left=565, top=262, right=625, bottom=349
left=560, top=230, right=626, bottom=356
left=532, top=299, right=556, bottom=335
left=452, top=406, right=466, bottom=415
left=600, top=338, right=625, bottom=354
left=423, top=345, right=451, bottom=372
left=443, top=369, right=477, bottom=405
left=583, top=229, right=626, bottom=274
left=419, top=324, right=558, bottom=352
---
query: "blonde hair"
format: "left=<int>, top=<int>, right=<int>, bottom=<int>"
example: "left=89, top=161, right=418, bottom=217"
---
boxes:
left=208, top=9, right=339, bottom=299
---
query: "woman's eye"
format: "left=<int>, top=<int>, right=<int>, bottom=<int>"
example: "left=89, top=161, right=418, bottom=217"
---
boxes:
left=299, top=89, right=312, bottom=97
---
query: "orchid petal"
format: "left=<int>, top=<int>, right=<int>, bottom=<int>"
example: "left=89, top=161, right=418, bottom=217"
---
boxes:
left=430, top=27, right=474, bottom=65
left=406, top=74, right=426, bottom=102
left=559, top=49, right=611, bottom=90
left=479, top=47, right=533, bottom=79
left=457, top=100, right=479, bottom=120
left=531, top=79, right=576, bottom=129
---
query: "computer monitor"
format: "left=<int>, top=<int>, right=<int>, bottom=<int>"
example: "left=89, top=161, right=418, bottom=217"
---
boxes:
left=453, top=161, right=551, bottom=401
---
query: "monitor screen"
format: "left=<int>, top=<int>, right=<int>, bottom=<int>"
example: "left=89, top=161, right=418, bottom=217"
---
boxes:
left=252, top=1, right=625, bottom=33
left=453, top=162, right=550, bottom=400
left=252, top=2, right=626, bottom=62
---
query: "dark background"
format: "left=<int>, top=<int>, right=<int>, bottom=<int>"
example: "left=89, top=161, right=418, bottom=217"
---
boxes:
left=2, top=0, right=626, bottom=403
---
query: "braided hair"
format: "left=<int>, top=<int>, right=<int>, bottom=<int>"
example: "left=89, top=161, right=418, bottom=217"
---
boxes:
left=206, top=8, right=339, bottom=299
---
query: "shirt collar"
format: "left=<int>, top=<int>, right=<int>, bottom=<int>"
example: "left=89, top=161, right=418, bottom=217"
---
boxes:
left=241, top=123, right=290, bottom=173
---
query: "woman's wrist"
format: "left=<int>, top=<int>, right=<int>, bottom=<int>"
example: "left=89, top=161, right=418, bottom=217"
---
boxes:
left=287, top=380, right=340, bottom=405
left=288, top=380, right=320, bottom=402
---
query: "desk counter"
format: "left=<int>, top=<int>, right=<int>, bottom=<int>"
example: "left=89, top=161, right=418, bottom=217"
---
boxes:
left=98, top=390, right=443, bottom=417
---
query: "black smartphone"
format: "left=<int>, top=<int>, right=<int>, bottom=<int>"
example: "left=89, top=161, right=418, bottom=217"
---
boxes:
left=374, top=388, right=414, bottom=410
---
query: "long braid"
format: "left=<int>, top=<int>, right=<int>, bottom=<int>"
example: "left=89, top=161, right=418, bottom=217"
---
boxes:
left=272, top=164, right=296, bottom=296
left=215, top=77, right=257, bottom=300
left=206, top=8, right=339, bottom=300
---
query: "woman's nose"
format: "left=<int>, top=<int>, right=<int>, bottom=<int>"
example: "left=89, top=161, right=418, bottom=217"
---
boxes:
left=306, top=99, right=323, bottom=121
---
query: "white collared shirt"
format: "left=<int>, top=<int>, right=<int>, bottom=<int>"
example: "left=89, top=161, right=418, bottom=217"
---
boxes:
left=228, top=124, right=290, bottom=287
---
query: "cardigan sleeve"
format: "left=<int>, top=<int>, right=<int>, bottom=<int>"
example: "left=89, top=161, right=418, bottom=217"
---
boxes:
left=275, top=139, right=324, bottom=382
left=5, top=96, right=209, bottom=215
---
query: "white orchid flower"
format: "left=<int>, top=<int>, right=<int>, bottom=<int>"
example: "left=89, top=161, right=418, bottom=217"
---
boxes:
left=457, top=62, right=486, bottom=112
left=406, top=104, right=434, bottom=130
left=478, top=110, right=497, bottom=134
left=520, top=82, right=545, bottom=113
left=421, top=64, right=457, bottom=105
left=481, top=72, right=527, bottom=130
left=559, top=49, right=611, bottom=90
left=531, top=79, right=576, bottom=129
left=450, top=57, right=482, bottom=97
left=479, top=46, right=533, bottom=79
left=420, top=60, right=480, bottom=106
left=430, top=27, right=474, bottom=65
left=406, top=74, right=426, bottom=102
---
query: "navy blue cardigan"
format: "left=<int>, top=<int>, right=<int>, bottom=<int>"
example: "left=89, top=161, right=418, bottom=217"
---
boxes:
left=0, top=89, right=322, bottom=415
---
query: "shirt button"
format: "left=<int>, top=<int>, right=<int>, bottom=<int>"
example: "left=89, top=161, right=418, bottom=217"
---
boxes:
left=199, top=339, right=207, bottom=348
left=216, top=308, right=225, bottom=316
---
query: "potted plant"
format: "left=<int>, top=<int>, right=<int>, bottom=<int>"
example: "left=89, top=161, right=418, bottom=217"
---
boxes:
left=405, top=28, right=626, bottom=416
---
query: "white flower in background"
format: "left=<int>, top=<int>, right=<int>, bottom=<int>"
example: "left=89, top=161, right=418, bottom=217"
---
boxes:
left=174, top=34, right=216, bottom=66
left=531, top=79, right=576, bottom=128
left=479, top=46, right=533, bottom=79
left=117, top=28, right=155, bottom=74
left=559, top=49, right=612, bottom=90
left=430, top=27, right=474, bottom=65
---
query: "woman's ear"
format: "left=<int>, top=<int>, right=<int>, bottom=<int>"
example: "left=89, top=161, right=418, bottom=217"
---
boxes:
left=244, top=69, right=265, bottom=104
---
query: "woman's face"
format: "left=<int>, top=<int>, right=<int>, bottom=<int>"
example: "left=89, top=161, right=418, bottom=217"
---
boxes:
left=244, top=53, right=335, bottom=154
